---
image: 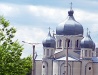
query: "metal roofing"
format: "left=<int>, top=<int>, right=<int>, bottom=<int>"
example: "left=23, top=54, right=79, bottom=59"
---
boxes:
left=56, top=10, right=83, bottom=35
left=42, top=31, right=56, bottom=48
left=80, top=33, right=95, bottom=49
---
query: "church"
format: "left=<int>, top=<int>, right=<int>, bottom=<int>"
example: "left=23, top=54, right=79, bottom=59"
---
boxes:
left=34, top=5, right=98, bottom=75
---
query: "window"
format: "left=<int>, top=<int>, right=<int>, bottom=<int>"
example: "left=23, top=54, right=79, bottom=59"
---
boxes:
left=68, top=40, right=70, bottom=47
left=89, top=50, right=91, bottom=57
left=76, top=40, right=79, bottom=47
left=85, top=50, right=87, bottom=57
left=89, top=67, right=91, bottom=70
left=43, top=65, right=45, bottom=68
left=47, top=49, right=49, bottom=56
left=59, top=39, right=62, bottom=47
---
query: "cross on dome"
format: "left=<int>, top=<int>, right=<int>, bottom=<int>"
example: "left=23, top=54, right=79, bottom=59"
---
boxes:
left=48, top=27, right=51, bottom=32
left=70, top=2, right=73, bottom=10
left=53, top=30, right=55, bottom=34
left=48, top=27, right=51, bottom=36
left=89, top=31, right=91, bottom=35
left=87, top=28, right=89, bottom=36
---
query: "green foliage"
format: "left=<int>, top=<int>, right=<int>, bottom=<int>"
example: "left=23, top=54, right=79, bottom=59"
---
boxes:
left=0, top=16, right=32, bottom=75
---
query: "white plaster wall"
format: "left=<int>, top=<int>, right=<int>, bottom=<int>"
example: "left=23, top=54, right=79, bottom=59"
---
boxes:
left=81, top=60, right=93, bottom=75
left=72, top=61, right=81, bottom=75
left=47, top=59, right=53, bottom=75
left=42, top=61, right=48, bottom=75
left=86, top=62, right=93, bottom=75
left=43, top=47, right=55, bottom=58
left=53, top=60, right=59, bottom=75
left=35, top=60, right=42, bottom=75
left=53, top=60, right=81, bottom=75
left=93, top=63, right=98, bottom=75
left=80, top=48, right=92, bottom=59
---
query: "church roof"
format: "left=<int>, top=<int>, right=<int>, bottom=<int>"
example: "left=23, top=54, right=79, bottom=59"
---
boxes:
left=80, top=29, right=95, bottom=49
left=56, top=8, right=83, bottom=35
left=92, top=57, right=98, bottom=62
left=42, top=30, right=56, bottom=48
left=56, top=56, right=79, bottom=61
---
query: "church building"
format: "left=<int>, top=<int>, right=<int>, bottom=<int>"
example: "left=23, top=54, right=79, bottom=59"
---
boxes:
left=34, top=5, right=98, bottom=75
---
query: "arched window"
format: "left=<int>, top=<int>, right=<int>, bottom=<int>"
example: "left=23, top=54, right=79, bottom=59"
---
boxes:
left=85, top=50, right=87, bottom=57
left=89, top=67, right=91, bottom=70
left=76, top=40, right=79, bottom=48
left=43, top=65, right=45, bottom=68
left=89, top=50, right=91, bottom=57
left=68, top=40, right=70, bottom=47
left=47, top=49, right=49, bottom=56
left=59, top=39, right=62, bottom=47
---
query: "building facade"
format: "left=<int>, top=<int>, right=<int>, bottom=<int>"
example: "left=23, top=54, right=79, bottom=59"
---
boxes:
left=34, top=7, right=98, bottom=75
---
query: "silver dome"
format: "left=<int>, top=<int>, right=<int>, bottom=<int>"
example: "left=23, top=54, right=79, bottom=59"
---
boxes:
left=56, top=10, right=83, bottom=35
left=42, top=31, right=56, bottom=48
left=88, top=33, right=95, bottom=50
left=80, top=33, right=95, bottom=49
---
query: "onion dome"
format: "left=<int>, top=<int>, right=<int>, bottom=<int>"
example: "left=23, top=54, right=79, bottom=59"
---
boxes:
left=42, top=30, right=56, bottom=48
left=80, top=30, right=95, bottom=49
left=56, top=9, right=83, bottom=35
left=88, top=32, right=95, bottom=50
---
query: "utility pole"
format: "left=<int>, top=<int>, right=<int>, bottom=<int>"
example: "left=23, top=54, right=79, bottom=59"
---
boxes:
left=22, top=41, right=40, bottom=75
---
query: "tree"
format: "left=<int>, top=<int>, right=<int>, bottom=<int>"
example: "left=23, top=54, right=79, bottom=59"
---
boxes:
left=0, top=16, right=32, bottom=75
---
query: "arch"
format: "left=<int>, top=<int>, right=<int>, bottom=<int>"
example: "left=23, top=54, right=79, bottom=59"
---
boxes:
left=85, top=62, right=93, bottom=75
left=60, top=62, right=71, bottom=75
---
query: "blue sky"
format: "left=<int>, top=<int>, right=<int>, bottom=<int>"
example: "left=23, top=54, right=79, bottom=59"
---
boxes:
left=0, top=0, right=98, bottom=58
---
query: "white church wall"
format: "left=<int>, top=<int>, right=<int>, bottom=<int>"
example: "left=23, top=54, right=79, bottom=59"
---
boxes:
left=72, top=61, right=81, bottom=75
left=53, top=60, right=59, bottom=75
left=53, top=60, right=81, bottom=75
left=35, top=60, right=42, bottom=75
left=85, top=62, right=93, bottom=75
left=93, top=63, right=98, bottom=75
left=81, top=60, right=93, bottom=75
left=47, top=59, right=53, bottom=75
left=96, top=48, right=98, bottom=57
left=42, top=61, right=48, bottom=75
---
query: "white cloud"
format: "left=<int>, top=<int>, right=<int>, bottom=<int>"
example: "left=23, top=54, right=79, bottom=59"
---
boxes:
left=0, top=3, right=20, bottom=17
left=13, top=25, right=47, bottom=58
left=75, top=9, right=98, bottom=23
left=27, top=5, right=98, bottom=26
left=1, top=3, right=98, bottom=57
left=28, top=5, right=67, bottom=23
